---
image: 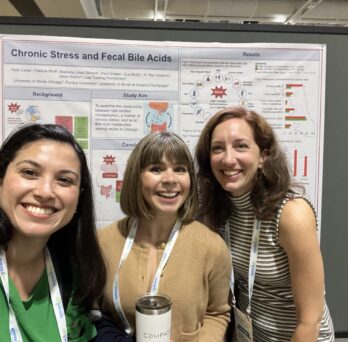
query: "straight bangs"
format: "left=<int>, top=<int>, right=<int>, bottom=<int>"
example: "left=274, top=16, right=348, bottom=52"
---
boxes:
left=121, top=132, right=197, bottom=223
left=140, top=134, right=192, bottom=170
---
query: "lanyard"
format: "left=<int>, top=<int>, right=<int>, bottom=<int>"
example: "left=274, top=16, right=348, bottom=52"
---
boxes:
left=112, top=218, right=181, bottom=335
left=224, top=217, right=261, bottom=315
left=0, top=248, right=68, bottom=342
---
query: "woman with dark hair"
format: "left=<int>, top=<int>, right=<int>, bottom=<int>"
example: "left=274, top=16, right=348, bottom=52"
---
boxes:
left=0, top=123, right=106, bottom=341
left=97, top=131, right=231, bottom=341
left=195, top=106, right=334, bottom=342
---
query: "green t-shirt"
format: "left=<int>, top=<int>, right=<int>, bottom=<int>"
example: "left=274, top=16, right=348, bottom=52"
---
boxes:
left=0, top=269, right=96, bottom=341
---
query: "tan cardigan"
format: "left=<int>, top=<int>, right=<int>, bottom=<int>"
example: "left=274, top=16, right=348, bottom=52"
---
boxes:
left=98, top=217, right=232, bottom=342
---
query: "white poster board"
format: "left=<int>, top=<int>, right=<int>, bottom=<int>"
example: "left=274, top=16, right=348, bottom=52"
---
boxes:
left=0, top=35, right=326, bottom=230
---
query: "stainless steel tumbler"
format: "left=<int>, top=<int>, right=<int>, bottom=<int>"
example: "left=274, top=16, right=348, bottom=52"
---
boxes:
left=135, top=293, right=171, bottom=342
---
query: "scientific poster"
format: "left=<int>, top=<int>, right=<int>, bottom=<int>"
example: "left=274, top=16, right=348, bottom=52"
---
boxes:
left=0, top=35, right=326, bottom=230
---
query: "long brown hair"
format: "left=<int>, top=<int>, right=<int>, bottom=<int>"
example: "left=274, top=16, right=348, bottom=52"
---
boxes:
left=0, top=124, right=106, bottom=309
left=195, top=106, right=290, bottom=229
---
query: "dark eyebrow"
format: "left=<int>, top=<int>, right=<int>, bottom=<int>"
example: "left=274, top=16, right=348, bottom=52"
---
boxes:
left=16, top=160, right=80, bottom=179
left=16, top=160, right=40, bottom=168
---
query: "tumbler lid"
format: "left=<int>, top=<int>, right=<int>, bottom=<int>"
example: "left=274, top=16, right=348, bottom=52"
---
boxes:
left=136, top=293, right=171, bottom=315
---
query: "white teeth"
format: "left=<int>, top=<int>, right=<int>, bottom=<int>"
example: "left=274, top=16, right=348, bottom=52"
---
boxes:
left=158, top=192, right=178, bottom=198
left=223, top=170, right=240, bottom=176
left=26, top=205, right=54, bottom=216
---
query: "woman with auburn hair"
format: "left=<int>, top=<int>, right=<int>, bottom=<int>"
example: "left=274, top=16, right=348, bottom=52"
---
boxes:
left=97, top=131, right=231, bottom=342
left=195, top=106, right=334, bottom=342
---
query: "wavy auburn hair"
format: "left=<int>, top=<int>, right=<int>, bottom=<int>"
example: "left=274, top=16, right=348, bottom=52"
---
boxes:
left=195, top=106, right=291, bottom=229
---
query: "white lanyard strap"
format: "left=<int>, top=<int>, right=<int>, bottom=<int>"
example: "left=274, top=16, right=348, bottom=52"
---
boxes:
left=112, top=219, right=137, bottom=335
left=0, top=248, right=67, bottom=342
left=223, top=223, right=235, bottom=304
left=45, top=249, right=68, bottom=342
left=113, top=219, right=181, bottom=335
left=149, top=219, right=180, bottom=294
left=225, top=217, right=261, bottom=315
left=0, top=248, right=22, bottom=342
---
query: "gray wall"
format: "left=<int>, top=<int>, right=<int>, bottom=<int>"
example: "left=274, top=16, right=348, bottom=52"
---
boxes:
left=0, top=17, right=347, bottom=334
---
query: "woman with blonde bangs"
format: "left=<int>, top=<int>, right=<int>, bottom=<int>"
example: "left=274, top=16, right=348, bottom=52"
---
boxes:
left=97, top=131, right=231, bottom=342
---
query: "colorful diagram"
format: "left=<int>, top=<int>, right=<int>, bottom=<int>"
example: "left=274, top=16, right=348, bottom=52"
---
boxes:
left=145, top=102, right=173, bottom=134
left=283, top=83, right=315, bottom=136
left=184, top=70, right=250, bottom=121
left=25, top=105, right=42, bottom=123
left=96, top=154, right=121, bottom=201
left=293, top=149, right=308, bottom=177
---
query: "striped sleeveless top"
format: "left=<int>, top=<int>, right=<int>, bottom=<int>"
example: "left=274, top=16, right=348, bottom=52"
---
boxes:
left=221, top=191, right=334, bottom=342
